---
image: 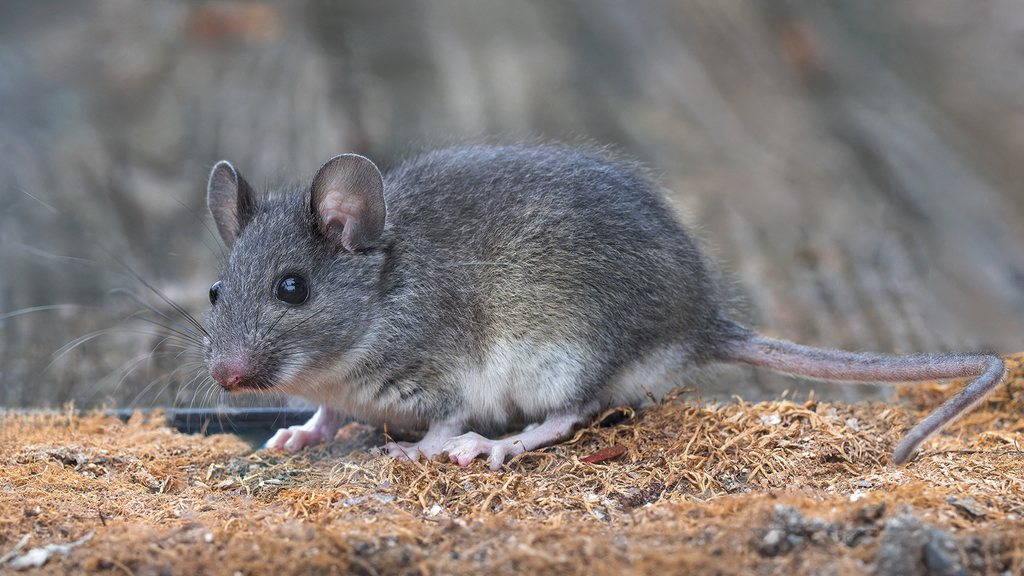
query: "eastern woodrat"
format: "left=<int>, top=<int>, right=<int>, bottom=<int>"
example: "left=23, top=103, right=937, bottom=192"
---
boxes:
left=204, top=145, right=1005, bottom=470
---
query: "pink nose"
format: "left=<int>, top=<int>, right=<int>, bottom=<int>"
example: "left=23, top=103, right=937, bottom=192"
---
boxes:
left=210, top=356, right=251, bottom=389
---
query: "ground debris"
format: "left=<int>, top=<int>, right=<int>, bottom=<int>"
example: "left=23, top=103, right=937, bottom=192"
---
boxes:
left=2, top=532, right=94, bottom=570
left=1, top=354, right=1023, bottom=574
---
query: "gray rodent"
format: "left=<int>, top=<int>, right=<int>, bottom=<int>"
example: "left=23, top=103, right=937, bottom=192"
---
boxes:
left=204, top=144, right=1006, bottom=470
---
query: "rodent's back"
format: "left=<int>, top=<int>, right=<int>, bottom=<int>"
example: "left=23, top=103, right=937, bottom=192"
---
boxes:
left=379, top=146, right=747, bottom=388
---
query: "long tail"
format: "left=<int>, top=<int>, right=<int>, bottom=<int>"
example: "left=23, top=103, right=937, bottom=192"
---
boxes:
left=729, top=335, right=1006, bottom=465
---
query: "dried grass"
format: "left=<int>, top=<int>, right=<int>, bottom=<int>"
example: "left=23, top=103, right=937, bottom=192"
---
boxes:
left=3, top=355, right=1024, bottom=575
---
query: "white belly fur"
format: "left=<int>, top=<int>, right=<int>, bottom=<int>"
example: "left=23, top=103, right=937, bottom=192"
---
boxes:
left=601, top=342, right=694, bottom=407
left=275, top=337, right=694, bottom=431
left=458, top=339, right=694, bottom=426
left=457, top=338, right=586, bottom=425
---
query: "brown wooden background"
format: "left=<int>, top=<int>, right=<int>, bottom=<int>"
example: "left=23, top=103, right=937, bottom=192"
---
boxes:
left=3, top=0, right=1024, bottom=408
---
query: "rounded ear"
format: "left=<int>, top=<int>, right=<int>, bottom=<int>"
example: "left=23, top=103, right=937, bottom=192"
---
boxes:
left=207, top=161, right=257, bottom=249
left=310, top=154, right=386, bottom=253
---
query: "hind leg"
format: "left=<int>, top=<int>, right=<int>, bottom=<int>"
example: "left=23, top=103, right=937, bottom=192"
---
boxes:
left=385, top=420, right=463, bottom=463
left=444, top=405, right=596, bottom=470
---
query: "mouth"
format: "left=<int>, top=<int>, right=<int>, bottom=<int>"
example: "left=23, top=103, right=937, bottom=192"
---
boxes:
left=209, top=354, right=274, bottom=391
left=219, top=379, right=269, bottom=392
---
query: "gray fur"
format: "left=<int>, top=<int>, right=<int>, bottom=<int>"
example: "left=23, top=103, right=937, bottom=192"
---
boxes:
left=204, top=144, right=1004, bottom=466
left=206, top=161, right=257, bottom=249
left=207, top=145, right=748, bottom=428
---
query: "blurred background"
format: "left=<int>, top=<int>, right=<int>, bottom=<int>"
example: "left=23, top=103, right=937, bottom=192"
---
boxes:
left=3, top=0, right=1024, bottom=410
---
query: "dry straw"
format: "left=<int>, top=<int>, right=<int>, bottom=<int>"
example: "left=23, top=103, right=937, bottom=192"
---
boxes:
left=2, top=355, right=1023, bottom=574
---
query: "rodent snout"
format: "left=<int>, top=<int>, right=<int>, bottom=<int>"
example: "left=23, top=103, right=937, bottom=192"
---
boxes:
left=210, top=354, right=253, bottom=389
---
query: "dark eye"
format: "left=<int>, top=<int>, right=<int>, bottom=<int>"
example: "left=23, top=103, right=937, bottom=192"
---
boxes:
left=209, top=281, right=221, bottom=305
left=275, top=274, right=309, bottom=305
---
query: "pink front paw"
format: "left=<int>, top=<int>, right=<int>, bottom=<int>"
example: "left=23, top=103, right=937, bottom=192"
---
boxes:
left=265, top=425, right=328, bottom=452
left=384, top=441, right=427, bottom=462
left=263, top=407, right=342, bottom=452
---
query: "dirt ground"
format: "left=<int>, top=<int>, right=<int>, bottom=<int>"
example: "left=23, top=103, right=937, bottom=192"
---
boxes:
left=2, top=357, right=1024, bottom=575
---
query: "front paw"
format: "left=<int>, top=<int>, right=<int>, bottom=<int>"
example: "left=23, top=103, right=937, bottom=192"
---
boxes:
left=384, top=441, right=425, bottom=462
left=264, top=407, right=343, bottom=452
left=264, top=425, right=328, bottom=452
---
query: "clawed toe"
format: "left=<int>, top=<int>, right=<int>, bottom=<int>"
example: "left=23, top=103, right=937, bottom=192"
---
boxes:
left=442, top=432, right=522, bottom=471
left=382, top=411, right=586, bottom=470
left=442, top=433, right=487, bottom=467
left=265, top=427, right=322, bottom=452
left=385, top=441, right=422, bottom=462
left=263, top=407, right=343, bottom=453
left=379, top=422, right=544, bottom=470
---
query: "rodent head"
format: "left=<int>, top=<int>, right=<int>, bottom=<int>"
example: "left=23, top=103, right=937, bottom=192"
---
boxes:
left=204, top=155, right=387, bottom=393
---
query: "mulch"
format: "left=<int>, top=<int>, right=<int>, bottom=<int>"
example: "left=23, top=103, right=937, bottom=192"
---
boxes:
left=3, top=355, right=1024, bottom=575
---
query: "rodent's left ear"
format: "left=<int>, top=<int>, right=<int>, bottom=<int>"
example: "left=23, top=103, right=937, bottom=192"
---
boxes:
left=310, top=154, right=386, bottom=253
left=208, top=160, right=258, bottom=250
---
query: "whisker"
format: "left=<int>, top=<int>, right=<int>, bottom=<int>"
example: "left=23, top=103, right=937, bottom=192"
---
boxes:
left=260, top=307, right=291, bottom=341
left=172, top=196, right=228, bottom=269
left=128, top=360, right=211, bottom=413
left=108, top=266, right=208, bottom=338
left=78, top=351, right=166, bottom=408
left=128, top=315, right=205, bottom=347
left=48, top=328, right=131, bottom=370
left=0, top=304, right=94, bottom=323
left=111, top=289, right=207, bottom=342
